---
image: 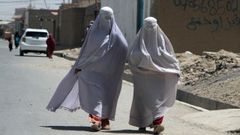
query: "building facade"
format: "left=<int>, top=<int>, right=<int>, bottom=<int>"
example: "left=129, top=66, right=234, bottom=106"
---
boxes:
left=59, top=2, right=99, bottom=49
left=150, top=0, right=240, bottom=54
left=101, top=0, right=150, bottom=46
left=101, top=0, right=240, bottom=54
left=13, top=8, right=26, bottom=36
left=24, top=9, right=59, bottom=41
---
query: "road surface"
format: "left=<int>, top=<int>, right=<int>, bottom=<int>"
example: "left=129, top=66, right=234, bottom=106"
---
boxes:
left=0, top=39, right=230, bottom=135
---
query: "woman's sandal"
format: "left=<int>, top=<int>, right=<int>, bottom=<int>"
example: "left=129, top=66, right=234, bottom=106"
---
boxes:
left=101, top=119, right=110, bottom=130
left=89, top=114, right=101, bottom=131
left=153, top=124, right=164, bottom=134
left=138, top=127, right=146, bottom=132
left=90, top=121, right=101, bottom=131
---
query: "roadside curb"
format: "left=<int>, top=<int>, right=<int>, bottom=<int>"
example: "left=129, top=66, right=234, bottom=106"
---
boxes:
left=176, top=89, right=239, bottom=110
left=122, top=80, right=209, bottom=112
left=54, top=52, right=239, bottom=111
left=54, top=51, right=77, bottom=61
left=123, top=69, right=239, bottom=110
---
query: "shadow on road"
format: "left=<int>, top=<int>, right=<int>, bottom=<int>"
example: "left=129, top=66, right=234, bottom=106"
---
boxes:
left=102, top=129, right=153, bottom=134
left=40, top=126, right=97, bottom=132
left=41, top=126, right=155, bottom=134
left=15, top=54, right=47, bottom=58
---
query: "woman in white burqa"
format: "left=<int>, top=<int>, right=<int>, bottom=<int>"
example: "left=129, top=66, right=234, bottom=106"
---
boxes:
left=128, top=17, right=180, bottom=134
left=46, top=7, right=128, bottom=131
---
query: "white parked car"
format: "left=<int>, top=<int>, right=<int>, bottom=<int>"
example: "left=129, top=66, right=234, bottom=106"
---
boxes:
left=19, top=28, right=49, bottom=56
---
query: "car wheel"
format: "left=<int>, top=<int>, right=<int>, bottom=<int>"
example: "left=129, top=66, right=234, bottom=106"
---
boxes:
left=20, top=49, right=24, bottom=56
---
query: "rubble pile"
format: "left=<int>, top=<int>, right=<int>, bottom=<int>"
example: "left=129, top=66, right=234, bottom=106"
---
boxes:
left=177, top=50, right=240, bottom=86
left=61, top=48, right=80, bottom=59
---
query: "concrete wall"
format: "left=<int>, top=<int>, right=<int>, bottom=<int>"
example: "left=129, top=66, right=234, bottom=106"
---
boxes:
left=101, top=0, right=240, bottom=54
left=150, top=0, right=240, bottom=54
left=101, top=0, right=138, bottom=46
left=59, top=5, right=97, bottom=49
left=72, top=0, right=96, bottom=6
left=13, top=8, right=26, bottom=35
left=25, top=9, right=58, bottom=40
left=101, top=0, right=153, bottom=46
left=59, top=8, right=85, bottom=49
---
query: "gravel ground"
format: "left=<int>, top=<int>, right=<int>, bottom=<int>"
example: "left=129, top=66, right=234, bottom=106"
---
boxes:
left=177, top=50, right=240, bottom=108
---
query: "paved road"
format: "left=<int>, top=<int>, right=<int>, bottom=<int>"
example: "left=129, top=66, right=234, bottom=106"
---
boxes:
left=0, top=39, right=230, bottom=135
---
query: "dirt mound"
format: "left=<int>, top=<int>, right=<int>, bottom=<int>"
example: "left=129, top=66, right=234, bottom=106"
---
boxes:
left=177, top=50, right=240, bottom=107
left=177, top=50, right=240, bottom=86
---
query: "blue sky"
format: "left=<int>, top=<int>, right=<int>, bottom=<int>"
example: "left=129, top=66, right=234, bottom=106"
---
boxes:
left=0, top=0, right=63, bottom=20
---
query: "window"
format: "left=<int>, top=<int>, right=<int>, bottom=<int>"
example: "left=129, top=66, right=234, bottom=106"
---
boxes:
left=26, top=32, right=47, bottom=38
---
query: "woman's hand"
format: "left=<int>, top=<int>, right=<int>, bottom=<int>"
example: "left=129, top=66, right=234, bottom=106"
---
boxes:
left=75, top=68, right=82, bottom=74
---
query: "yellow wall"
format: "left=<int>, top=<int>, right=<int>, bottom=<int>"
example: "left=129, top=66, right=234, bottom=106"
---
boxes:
left=151, top=0, right=240, bottom=54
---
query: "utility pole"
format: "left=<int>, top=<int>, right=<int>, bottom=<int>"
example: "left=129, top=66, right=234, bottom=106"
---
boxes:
left=29, top=0, right=32, bottom=9
left=137, top=0, right=144, bottom=33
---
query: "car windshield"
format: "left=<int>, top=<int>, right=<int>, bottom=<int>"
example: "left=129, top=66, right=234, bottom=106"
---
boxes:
left=25, top=32, right=47, bottom=38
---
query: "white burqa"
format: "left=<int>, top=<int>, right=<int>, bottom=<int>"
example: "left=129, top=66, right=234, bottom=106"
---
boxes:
left=128, top=17, right=180, bottom=127
left=46, top=7, right=128, bottom=120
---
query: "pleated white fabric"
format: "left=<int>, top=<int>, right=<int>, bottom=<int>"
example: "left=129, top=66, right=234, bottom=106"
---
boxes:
left=128, top=17, right=180, bottom=127
left=46, top=7, right=128, bottom=120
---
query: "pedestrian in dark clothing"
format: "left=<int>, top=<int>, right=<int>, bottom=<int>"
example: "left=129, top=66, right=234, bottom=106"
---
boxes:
left=14, top=31, right=20, bottom=48
left=81, top=20, right=94, bottom=44
left=8, top=36, right=13, bottom=52
left=84, top=20, right=94, bottom=36
left=46, top=34, right=56, bottom=59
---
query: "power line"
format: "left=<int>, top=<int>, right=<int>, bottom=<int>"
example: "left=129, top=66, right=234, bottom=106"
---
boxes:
left=43, top=0, right=48, bottom=9
left=29, top=0, right=32, bottom=8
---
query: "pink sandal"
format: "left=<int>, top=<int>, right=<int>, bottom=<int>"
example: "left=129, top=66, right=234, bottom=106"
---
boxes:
left=89, top=114, right=101, bottom=131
